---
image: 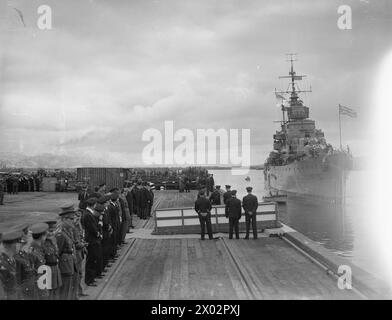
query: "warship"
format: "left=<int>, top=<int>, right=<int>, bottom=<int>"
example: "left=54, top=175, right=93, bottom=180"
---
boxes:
left=263, top=55, right=352, bottom=202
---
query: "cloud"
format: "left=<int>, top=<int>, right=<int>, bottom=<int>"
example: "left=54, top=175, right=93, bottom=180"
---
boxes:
left=0, top=0, right=390, bottom=166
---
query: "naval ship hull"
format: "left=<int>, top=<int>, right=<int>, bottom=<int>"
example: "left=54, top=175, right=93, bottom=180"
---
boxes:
left=264, top=153, right=352, bottom=203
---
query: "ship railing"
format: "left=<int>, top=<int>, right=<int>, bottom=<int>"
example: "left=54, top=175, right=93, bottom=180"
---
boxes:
left=153, top=202, right=278, bottom=235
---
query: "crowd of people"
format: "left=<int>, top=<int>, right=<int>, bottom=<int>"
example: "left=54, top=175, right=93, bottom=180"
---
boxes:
left=0, top=175, right=259, bottom=300
left=195, top=184, right=259, bottom=240
left=0, top=179, right=154, bottom=300
left=0, top=174, right=41, bottom=196
left=178, top=173, right=215, bottom=194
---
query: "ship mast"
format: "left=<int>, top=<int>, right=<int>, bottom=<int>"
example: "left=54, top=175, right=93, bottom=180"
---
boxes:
left=275, top=53, right=312, bottom=121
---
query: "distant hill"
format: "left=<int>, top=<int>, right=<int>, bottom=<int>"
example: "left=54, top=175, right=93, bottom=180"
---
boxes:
left=0, top=152, right=112, bottom=169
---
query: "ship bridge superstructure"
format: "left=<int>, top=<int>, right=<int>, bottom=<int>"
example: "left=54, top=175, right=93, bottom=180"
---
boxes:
left=269, top=55, right=330, bottom=164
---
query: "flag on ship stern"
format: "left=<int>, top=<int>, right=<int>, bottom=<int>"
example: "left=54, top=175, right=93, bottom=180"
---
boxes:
left=339, top=104, right=357, bottom=118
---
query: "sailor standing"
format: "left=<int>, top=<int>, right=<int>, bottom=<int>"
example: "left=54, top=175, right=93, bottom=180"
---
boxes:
left=0, top=179, right=4, bottom=205
left=223, top=185, right=232, bottom=204
left=209, top=185, right=222, bottom=205
left=194, top=191, right=213, bottom=240
left=242, top=187, right=259, bottom=240
left=98, top=195, right=112, bottom=270
left=225, top=190, right=242, bottom=240
left=84, top=199, right=102, bottom=286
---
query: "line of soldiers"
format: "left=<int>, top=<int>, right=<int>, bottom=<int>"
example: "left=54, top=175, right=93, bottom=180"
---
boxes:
left=1, top=175, right=41, bottom=194
left=194, top=185, right=259, bottom=240
left=0, top=213, right=80, bottom=300
left=0, top=182, right=147, bottom=300
left=77, top=182, right=153, bottom=287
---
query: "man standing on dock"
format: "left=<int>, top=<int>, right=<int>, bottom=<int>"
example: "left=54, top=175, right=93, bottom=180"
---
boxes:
left=225, top=190, right=242, bottom=239
left=0, top=179, right=4, bottom=205
left=78, top=186, right=89, bottom=210
left=56, top=205, right=78, bottom=300
left=194, top=191, right=213, bottom=240
left=223, top=185, right=232, bottom=204
left=242, top=187, right=259, bottom=239
left=209, top=185, right=221, bottom=205
left=83, top=198, right=102, bottom=286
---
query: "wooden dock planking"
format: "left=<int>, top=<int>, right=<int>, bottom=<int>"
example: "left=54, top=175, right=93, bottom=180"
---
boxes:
left=97, top=237, right=360, bottom=300
left=168, top=239, right=182, bottom=299
left=187, top=239, right=204, bottom=300
left=94, top=191, right=361, bottom=300
left=157, top=239, right=175, bottom=300
left=179, top=239, right=190, bottom=298
left=215, top=240, right=248, bottom=299
left=137, top=239, right=164, bottom=299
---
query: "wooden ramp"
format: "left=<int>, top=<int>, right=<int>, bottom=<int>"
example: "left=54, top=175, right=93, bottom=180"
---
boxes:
left=94, top=237, right=358, bottom=300
left=85, top=191, right=360, bottom=300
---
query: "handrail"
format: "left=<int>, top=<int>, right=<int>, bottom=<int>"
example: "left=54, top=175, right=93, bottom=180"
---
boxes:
left=154, top=201, right=278, bottom=234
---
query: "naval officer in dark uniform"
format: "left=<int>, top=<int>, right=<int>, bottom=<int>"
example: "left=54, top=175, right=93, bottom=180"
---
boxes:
left=223, top=185, right=232, bottom=204
left=209, top=185, right=222, bottom=205
left=84, top=199, right=103, bottom=286
left=242, top=187, right=259, bottom=239
left=194, top=191, right=213, bottom=240
left=225, top=190, right=242, bottom=239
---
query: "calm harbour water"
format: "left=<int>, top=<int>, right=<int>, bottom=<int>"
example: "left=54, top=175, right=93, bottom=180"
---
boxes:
left=210, top=169, right=385, bottom=281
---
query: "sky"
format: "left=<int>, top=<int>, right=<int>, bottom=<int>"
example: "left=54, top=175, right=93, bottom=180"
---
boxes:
left=0, top=0, right=391, bottom=167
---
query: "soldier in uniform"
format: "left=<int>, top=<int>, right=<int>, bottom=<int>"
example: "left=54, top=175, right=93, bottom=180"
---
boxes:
left=78, top=186, right=89, bottom=210
left=43, top=220, right=63, bottom=300
left=12, top=223, right=30, bottom=252
left=94, top=203, right=105, bottom=278
left=184, top=176, right=191, bottom=193
left=206, top=174, right=214, bottom=196
left=28, top=223, right=50, bottom=300
left=119, top=190, right=131, bottom=244
left=225, top=190, right=242, bottom=239
left=0, top=231, right=22, bottom=299
left=194, top=191, right=213, bottom=240
left=72, top=210, right=88, bottom=298
left=6, top=176, right=12, bottom=194
left=56, top=204, right=78, bottom=300
left=14, top=234, right=37, bottom=299
left=11, top=176, right=19, bottom=194
left=209, top=185, right=222, bottom=205
left=242, top=187, right=259, bottom=240
left=98, top=195, right=113, bottom=270
left=147, top=183, right=154, bottom=218
left=84, top=199, right=102, bottom=286
left=0, top=178, right=4, bottom=205
left=140, top=182, right=152, bottom=220
left=133, top=181, right=142, bottom=218
left=223, top=185, right=232, bottom=204
left=125, top=186, right=135, bottom=230
left=107, top=191, right=121, bottom=257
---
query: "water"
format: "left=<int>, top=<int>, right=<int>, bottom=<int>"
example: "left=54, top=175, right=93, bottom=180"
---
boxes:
left=210, top=169, right=386, bottom=281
